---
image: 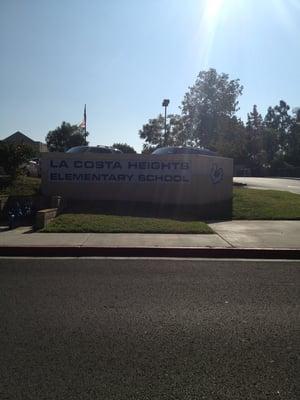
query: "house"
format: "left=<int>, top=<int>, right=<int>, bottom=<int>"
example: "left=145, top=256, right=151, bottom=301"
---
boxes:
left=1, top=131, right=48, bottom=153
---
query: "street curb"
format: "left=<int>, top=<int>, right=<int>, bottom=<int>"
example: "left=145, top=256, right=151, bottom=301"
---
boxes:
left=0, top=246, right=300, bottom=259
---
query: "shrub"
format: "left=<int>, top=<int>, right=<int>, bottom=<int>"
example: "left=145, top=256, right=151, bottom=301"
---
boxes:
left=0, top=142, right=35, bottom=179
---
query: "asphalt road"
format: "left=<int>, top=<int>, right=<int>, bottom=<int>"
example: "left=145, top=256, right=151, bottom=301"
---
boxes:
left=0, top=258, right=299, bottom=399
left=233, top=177, right=300, bottom=194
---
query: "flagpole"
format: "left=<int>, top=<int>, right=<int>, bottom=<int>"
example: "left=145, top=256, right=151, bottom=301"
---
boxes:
left=84, top=104, right=87, bottom=143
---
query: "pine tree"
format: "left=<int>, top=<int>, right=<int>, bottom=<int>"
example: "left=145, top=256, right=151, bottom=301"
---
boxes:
left=264, top=100, right=292, bottom=155
left=246, top=105, right=263, bottom=132
left=245, top=105, right=265, bottom=172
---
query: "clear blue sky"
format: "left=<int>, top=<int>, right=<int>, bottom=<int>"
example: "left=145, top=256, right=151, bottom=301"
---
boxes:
left=1, top=0, right=299, bottom=152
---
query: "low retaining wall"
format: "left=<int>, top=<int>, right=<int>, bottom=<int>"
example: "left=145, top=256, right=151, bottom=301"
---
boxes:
left=35, top=208, right=59, bottom=230
left=35, top=196, right=65, bottom=229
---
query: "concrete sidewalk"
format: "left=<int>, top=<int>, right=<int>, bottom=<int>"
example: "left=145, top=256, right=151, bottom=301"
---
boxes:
left=0, top=228, right=229, bottom=248
left=209, top=220, right=300, bottom=249
left=0, top=220, right=299, bottom=250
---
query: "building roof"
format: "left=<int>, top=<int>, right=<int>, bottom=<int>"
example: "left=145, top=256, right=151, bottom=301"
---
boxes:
left=3, top=131, right=36, bottom=145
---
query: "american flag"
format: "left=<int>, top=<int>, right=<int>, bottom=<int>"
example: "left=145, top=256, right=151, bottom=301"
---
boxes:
left=79, top=104, right=86, bottom=129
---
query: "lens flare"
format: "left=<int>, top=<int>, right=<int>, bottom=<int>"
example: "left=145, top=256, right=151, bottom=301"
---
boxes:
left=193, top=0, right=298, bottom=68
left=204, top=0, right=225, bottom=21
left=198, top=0, right=228, bottom=67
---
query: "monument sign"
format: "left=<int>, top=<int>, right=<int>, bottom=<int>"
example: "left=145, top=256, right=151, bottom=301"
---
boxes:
left=41, top=153, right=233, bottom=216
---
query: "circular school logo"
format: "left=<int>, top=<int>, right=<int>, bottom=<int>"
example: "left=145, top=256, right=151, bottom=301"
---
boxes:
left=210, top=163, right=224, bottom=184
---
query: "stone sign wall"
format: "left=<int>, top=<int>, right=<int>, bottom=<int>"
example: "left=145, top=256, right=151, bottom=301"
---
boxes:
left=41, top=153, right=233, bottom=215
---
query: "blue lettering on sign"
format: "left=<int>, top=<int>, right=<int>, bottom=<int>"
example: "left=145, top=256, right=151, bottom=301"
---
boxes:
left=138, top=175, right=190, bottom=183
left=50, top=159, right=191, bottom=171
left=128, top=161, right=189, bottom=170
left=48, top=159, right=191, bottom=183
left=50, top=160, right=69, bottom=168
left=74, top=161, right=82, bottom=168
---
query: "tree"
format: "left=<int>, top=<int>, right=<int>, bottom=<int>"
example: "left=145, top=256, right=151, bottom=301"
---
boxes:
left=246, top=104, right=263, bottom=132
left=292, top=107, right=300, bottom=124
left=0, top=142, right=35, bottom=179
left=285, top=124, right=300, bottom=167
left=46, top=121, right=88, bottom=152
left=180, top=68, right=243, bottom=148
left=285, top=109, right=300, bottom=167
left=139, top=113, right=186, bottom=153
left=245, top=105, right=266, bottom=171
left=264, top=100, right=292, bottom=156
left=139, top=114, right=166, bottom=153
left=112, top=143, right=136, bottom=153
left=167, top=114, right=187, bottom=145
left=138, top=69, right=243, bottom=151
left=261, top=128, right=280, bottom=168
left=215, top=116, right=248, bottom=164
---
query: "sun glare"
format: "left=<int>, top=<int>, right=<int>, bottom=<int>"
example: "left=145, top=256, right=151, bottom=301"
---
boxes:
left=196, top=0, right=228, bottom=67
left=204, top=0, right=225, bottom=21
left=193, top=0, right=298, bottom=68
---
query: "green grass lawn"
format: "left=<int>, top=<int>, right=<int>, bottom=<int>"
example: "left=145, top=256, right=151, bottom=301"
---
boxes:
left=0, top=176, right=41, bottom=196
left=233, top=188, right=300, bottom=219
left=42, top=213, right=213, bottom=234
left=38, top=186, right=300, bottom=233
left=2, top=176, right=299, bottom=232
